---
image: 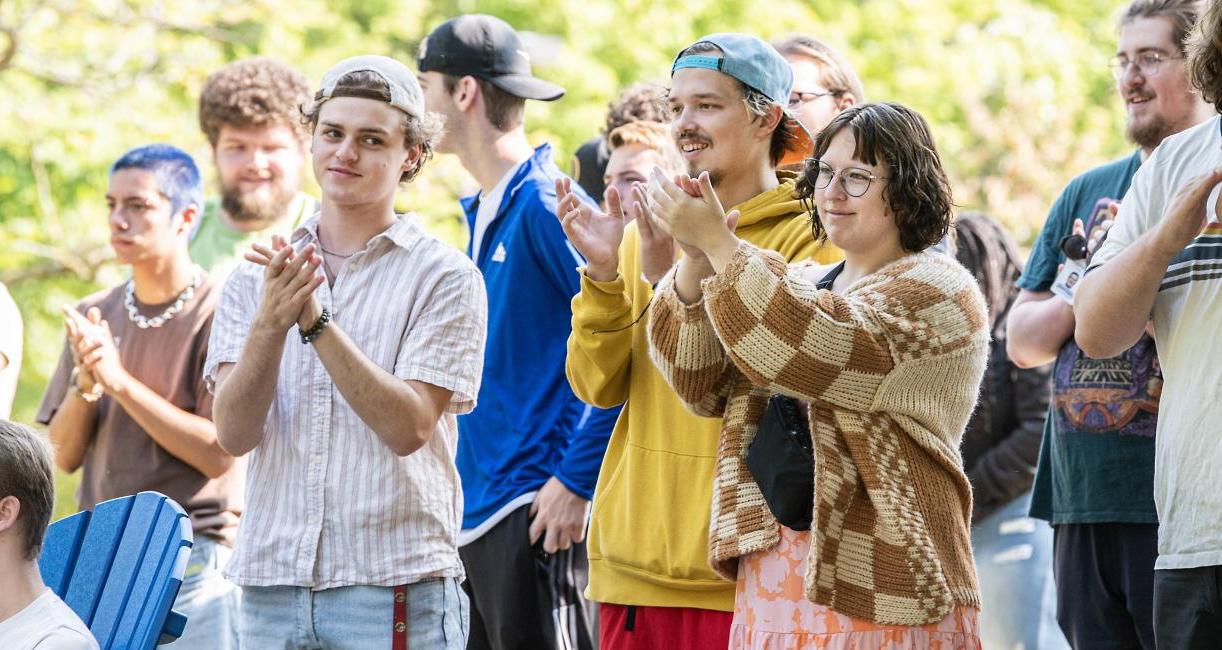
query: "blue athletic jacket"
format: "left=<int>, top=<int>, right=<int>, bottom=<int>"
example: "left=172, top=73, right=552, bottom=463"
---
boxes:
left=456, top=144, right=620, bottom=531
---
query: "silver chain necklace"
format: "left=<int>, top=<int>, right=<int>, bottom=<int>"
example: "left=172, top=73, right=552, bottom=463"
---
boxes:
left=123, top=271, right=200, bottom=329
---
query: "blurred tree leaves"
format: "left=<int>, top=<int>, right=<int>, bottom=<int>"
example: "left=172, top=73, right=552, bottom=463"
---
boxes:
left=3, top=0, right=1134, bottom=513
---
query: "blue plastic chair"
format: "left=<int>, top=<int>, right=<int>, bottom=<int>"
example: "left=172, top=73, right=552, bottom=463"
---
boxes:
left=38, top=491, right=193, bottom=649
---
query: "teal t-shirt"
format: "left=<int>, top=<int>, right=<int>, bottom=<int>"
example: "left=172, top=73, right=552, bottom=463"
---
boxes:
left=1019, top=151, right=1161, bottom=525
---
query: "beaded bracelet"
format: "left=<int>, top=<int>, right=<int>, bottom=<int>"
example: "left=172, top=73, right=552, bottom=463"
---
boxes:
left=300, top=309, right=332, bottom=344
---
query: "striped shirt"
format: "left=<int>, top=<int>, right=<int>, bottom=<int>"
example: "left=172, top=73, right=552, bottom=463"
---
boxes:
left=204, top=213, right=487, bottom=588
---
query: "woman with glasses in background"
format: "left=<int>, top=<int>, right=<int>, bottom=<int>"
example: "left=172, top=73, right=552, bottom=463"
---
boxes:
left=642, top=102, right=989, bottom=648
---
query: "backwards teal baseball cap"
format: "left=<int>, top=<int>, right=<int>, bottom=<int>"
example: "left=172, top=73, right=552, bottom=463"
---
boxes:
left=672, top=33, right=813, bottom=160
left=672, top=33, right=793, bottom=106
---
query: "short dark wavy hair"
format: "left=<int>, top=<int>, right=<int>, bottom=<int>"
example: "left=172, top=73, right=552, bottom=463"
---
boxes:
left=1187, top=0, right=1222, bottom=111
left=796, top=102, right=953, bottom=253
left=198, top=57, right=311, bottom=148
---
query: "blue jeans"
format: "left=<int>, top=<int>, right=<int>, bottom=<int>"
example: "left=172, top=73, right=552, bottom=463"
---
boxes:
left=971, top=491, right=1069, bottom=650
left=173, top=536, right=240, bottom=650
left=239, top=578, right=468, bottom=649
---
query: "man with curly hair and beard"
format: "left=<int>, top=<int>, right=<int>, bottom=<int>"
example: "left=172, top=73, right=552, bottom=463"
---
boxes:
left=193, top=57, right=318, bottom=280
left=1075, top=0, right=1222, bottom=645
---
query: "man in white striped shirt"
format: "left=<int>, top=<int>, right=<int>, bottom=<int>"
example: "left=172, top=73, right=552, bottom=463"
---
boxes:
left=205, top=55, right=487, bottom=648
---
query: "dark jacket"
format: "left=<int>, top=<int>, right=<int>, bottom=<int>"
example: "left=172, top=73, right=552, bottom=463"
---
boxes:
left=955, top=212, right=1053, bottom=523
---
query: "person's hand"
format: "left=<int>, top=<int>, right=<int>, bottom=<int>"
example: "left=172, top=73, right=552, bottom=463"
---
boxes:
left=528, top=476, right=590, bottom=554
left=65, top=306, right=128, bottom=393
left=1078, top=216, right=1114, bottom=263
left=630, top=182, right=677, bottom=284
left=246, top=235, right=325, bottom=333
left=63, top=305, right=100, bottom=393
left=642, top=169, right=740, bottom=255
left=1152, top=168, right=1222, bottom=256
left=555, top=177, right=625, bottom=282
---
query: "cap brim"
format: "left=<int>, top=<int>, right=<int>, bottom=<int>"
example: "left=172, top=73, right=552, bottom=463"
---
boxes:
left=487, top=73, right=565, bottom=101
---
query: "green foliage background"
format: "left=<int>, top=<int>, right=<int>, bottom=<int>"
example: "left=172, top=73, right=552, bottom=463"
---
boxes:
left=1, top=0, right=1131, bottom=516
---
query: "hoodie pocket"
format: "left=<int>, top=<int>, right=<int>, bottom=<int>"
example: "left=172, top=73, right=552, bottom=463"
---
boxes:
left=588, top=442, right=723, bottom=582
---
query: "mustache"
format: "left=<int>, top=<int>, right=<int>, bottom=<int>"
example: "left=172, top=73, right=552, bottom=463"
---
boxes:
left=675, top=130, right=711, bottom=145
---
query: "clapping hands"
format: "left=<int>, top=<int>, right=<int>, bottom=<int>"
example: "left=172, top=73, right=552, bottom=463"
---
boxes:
left=63, top=305, right=125, bottom=393
left=638, top=169, right=740, bottom=268
left=246, top=235, right=326, bottom=332
left=555, top=177, right=679, bottom=284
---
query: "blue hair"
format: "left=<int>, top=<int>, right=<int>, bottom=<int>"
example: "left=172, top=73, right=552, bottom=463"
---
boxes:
left=110, top=144, right=204, bottom=217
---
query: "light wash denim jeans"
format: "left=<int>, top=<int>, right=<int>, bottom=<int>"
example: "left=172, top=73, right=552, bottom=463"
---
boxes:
left=173, top=536, right=240, bottom=649
left=970, top=491, right=1070, bottom=650
left=239, top=577, right=468, bottom=649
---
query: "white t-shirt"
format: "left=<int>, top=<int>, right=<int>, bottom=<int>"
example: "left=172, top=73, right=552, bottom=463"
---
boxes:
left=0, top=589, right=98, bottom=649
left=470, top=161, right=526, bottom=261
left=1091, top=114, right=1222, bottom=571
left=0, top=282, right=21, bottom=419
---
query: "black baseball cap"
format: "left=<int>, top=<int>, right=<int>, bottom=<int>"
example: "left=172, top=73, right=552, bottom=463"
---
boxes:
left=417, top=14, right=565, bottom=102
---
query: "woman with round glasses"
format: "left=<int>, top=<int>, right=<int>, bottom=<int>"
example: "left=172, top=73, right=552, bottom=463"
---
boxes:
left=642, top=102, right=989, bottom=648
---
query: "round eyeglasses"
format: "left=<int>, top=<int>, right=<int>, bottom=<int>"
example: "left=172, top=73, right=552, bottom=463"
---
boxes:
left=808, top=160, right=887, bottom=198
left=1109, top=52, right=1185, bottom=81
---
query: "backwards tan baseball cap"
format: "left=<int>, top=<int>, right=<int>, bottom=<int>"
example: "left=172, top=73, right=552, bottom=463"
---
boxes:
left=316, top=55, right=425, bottom=118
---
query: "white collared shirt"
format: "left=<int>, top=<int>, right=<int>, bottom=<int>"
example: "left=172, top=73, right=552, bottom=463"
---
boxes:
left=204, top=213, right=488, bottom=588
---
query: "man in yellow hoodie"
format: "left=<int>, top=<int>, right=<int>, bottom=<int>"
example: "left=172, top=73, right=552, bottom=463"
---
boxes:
left=556, top=33, right=844, bottom=649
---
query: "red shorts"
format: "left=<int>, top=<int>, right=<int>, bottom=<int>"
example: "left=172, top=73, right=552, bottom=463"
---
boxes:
left=599, top=603, right=732, bottom=649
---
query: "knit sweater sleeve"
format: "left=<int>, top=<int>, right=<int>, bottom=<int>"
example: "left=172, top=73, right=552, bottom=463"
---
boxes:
left=646, top=269, right=734, bottom=418
left=702, top=242, right=986, bottom=412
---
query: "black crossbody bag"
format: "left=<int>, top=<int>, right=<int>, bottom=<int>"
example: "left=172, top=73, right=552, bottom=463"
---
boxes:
left=745, top=262, right=843, bottom=531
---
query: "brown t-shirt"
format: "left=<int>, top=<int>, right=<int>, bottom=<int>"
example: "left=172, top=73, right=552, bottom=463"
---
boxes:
left=37, top=275, right=239, bottom=543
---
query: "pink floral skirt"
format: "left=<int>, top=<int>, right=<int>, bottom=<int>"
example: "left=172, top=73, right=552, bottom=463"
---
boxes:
left=729, top=527, right=981, bottom=649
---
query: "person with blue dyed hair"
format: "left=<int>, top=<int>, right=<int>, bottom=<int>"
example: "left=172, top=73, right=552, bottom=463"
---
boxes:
left=111, top=143, right=205, bottom=218
left=37, top=143, right=241, bottom=649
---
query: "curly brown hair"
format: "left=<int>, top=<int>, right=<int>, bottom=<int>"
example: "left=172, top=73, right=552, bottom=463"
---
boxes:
left=199, top=57, right=311, bottom=148
left=1187, top=0, right=1222, bottom=111
left=603, top=81, right=670, bottom=135
left=796, top=102, right=953, bottom=253
left=300, top=71, right=443, bottom=183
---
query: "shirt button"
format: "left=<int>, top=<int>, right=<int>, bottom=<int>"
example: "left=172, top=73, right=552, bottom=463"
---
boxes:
left=394, top=622, right=406, bottom=633
left=395, top=591, right=406, bottom=603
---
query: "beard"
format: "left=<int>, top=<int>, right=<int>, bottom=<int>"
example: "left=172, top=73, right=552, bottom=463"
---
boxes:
left=1126, top=112, right=1175, bottom=150
left=219, top=176, right=298, bottom=226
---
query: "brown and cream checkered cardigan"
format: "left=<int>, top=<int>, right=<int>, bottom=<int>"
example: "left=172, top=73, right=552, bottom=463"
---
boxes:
left=648, top=242, right=989, bottom=626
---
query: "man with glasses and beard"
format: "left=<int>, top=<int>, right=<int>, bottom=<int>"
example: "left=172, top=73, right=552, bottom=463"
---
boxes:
left=1006, top=1, right=1213, bottom=647
left=192, top=57, right=319, bottom=280
left=1075, top=0, right=1222, bottom=644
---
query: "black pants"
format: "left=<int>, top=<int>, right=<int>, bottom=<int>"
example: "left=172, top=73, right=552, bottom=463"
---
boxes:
left=1052, top=523, right=1159, bottom=649
left=459, top=503, right=596, bottom=650
left=1154, top=565, right=1222, bottom=650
